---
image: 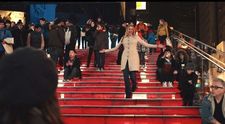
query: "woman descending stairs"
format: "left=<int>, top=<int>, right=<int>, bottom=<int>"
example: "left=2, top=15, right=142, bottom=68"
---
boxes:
left=57, top=49, right=201, bottom=124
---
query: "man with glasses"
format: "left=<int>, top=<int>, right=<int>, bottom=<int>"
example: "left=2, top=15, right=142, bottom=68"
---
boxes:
left=200, top=78, right=225, bottom=124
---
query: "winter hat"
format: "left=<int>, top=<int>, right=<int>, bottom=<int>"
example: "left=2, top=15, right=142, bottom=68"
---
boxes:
left=0, top=47, right=58, bottom=107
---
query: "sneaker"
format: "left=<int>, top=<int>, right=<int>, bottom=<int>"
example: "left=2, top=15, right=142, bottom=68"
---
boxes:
left=96, top=68, right=100, bottom=71
left=162, top=82, right=167, bottom=87
left=100, top=68, right=104, bottom=71
left=168, top=82, right=173, bottom=87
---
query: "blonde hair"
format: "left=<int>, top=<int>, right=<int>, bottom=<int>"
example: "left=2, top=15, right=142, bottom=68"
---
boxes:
left=125, top=24, right=136, bottom=37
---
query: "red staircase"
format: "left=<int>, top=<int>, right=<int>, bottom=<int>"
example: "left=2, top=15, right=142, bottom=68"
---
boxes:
left=57, top=49, right=201, bottom=124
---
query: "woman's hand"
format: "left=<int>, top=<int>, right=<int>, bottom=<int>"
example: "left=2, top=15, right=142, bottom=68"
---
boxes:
left=99, top=49, right=105, bottom=53
left=158, top=44, right=165, bottom=48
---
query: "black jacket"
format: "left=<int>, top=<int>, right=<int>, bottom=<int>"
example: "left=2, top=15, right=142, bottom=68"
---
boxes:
left=93, top=31, right=108, bottom=50
left=48, top=26, right=65, bottom=49
left=65, top=56, right=81, bottom=69
left=85, top=27, right=95, bottom=47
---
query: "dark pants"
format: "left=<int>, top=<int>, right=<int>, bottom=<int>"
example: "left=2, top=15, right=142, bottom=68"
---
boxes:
left=96, top=51, right=105, bottom=69
left=123, top=61, right=137, bottom=98
left=156, top=68, right=163, bottom=83
left=87, top=46, right=96, bottom=67
left=138, top=51, right=145, bottom=66
left=182, top=91, right=194, bottom=106
left=48, top=47, right=64, bottom=66
left=158, top=35, right=167, bottom=44
left=110, top=35, right=117, bottom=48
left=64, top=67, right=82, bottom=80
left=81, top=36, right=86, bottom=49
left=64, top=45, right=72, bottom=67
left=158, top=35, right=167, bottom=52
left=94, top=50, right=98, bottom=67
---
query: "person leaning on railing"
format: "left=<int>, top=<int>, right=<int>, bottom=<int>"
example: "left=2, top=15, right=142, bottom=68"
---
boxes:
left=200, top=78, right=225, bottom=124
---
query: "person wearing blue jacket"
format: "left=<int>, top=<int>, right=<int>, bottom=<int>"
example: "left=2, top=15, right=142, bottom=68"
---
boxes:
left=147, top=24, right=156, bottom=55
left=0, top=19, right=12, bottom=59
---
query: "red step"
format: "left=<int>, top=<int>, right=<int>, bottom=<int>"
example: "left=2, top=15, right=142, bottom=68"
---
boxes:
left=72, top=77, right=157, bottom=81
left=58, top=75, right=157, bottom=79
left=80, top=64, right=157, bottom=67
left=58, top=98, right=183, bottom=106
left=62, top=115, right=201, bottom=124
left=57, top=86, right=180, bottom=92
left=81, top=73, right=156, bottom=76
left=58, top=82, right=178, bottom=87
left=60, top=105, right=199, bottom=115
left=57, top=92, right=181, bottom=99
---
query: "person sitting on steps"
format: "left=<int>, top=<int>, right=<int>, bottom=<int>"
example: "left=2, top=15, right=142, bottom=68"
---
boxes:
left=64, top=49, right=82, bottom=81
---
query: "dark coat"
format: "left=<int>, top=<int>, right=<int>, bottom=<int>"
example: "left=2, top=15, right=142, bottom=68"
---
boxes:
left=11, top=28, right=26, bottom=49
left=48, top=26, right=65, bottom=49
left=93, top=31, right=108, bottom=50
left=157, top=57, right=176, bottom=82
left=180, top=71, right=198, bottom=97
left=64, top=56, right=82, bottom=79
left=85, top=27, right=95, bottom=47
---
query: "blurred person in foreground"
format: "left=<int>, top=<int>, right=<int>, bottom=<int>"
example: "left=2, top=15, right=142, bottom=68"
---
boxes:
left=0, top=47, right=63, bottom=124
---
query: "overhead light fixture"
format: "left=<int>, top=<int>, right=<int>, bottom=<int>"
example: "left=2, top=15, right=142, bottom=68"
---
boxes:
left=136, top=2, right=146, bottom=10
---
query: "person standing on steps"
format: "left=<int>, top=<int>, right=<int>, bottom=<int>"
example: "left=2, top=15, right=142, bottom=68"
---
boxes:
left=100, top=24, right=164, bottom=98
left=93, top=23, right=109, bottom=71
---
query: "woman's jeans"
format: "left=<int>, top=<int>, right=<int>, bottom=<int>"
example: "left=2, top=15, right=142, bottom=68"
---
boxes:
left=123, top=61, right=137, bottom=98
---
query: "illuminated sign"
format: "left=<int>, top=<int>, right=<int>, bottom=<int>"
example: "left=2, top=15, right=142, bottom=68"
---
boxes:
left=136, top=2, right=146, bottom=10
left=0, top=10, right=25, bottom=24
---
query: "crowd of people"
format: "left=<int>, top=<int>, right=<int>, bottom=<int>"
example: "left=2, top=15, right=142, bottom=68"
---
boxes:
left=0, top=16, right=224, bottom=123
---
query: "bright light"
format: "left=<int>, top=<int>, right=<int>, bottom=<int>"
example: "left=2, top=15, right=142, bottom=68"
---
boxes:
left=0, top=10, right=25, bottom=24
left=136, top=2, right=146, bottom=10
left=170, top=27, right=174, bottom=30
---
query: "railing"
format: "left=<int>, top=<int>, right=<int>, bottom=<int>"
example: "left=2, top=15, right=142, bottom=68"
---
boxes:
left=169, top=27, right=225, bottom=103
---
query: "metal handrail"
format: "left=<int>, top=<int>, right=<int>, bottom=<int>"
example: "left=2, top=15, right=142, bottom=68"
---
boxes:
left=170, top=27, right=225, bottom=55
left=172, top=35, right=225, bottom=72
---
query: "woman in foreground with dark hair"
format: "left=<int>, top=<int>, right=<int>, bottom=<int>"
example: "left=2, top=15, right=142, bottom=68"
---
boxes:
left=0, top=47, right=63, bottom=124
